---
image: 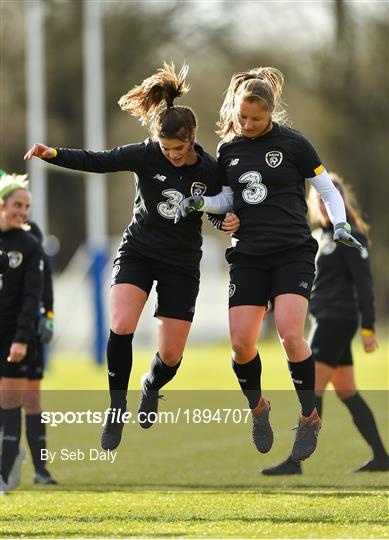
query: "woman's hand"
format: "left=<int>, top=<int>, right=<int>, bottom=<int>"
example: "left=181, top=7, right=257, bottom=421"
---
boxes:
left=7, top=342, right=28, bottom=363
left=174, top=196, right=204, bottom=223
left=333, top=222, right=363, bottom=251
left=24, top=143, right=56, bottom=161
left=362, top=333, right=378, bottom=353
left=222, top=212, right=240, bottom=235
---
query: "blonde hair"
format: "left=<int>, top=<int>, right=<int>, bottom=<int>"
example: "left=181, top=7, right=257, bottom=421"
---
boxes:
left=118, top=62, right=197, bottom=140
left=217, top=67, right=288, bottom=141
left=308, top=171, right=370, bottom=239
left=0, top=173, right=29, bottom=202
left=0, top=173, right=31, bottom=230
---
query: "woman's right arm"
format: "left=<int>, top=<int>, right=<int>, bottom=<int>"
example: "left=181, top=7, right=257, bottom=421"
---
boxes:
left=24, top=143, right=142, bottom=173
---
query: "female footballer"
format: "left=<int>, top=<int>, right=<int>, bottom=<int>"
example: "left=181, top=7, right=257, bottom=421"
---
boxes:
left=0, top=174, right=43, bottom=493
left=177, top=67, right=361, bottom=463
left=24, top=63, right=239, bottom=452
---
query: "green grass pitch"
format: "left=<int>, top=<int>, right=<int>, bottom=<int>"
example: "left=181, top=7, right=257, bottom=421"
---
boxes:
left=2, top=335, right=388, bottom=538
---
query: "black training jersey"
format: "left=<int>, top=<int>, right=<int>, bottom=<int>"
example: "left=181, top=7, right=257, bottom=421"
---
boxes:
left=48, top=139, right=222, bottom=266
left=0, top=250, right=8, bottom=273
left=218, top=123, right=323, bottom=256
left=0, top=228, right=44, bottom=342
left=310, top=226, right=375, bottom=330
left=28, top=220, right=54, bottom=312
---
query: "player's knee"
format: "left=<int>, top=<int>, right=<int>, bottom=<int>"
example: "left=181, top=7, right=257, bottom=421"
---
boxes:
left=2, top=392, right=23, bottom=409
left=231, top=336, right=255, bottom=360
left=335, top=388, right=357, bottom=401
left=22, top=391, right=41, bottom=413
left=158, top=348, right=182, bottom=366
left=111, top=318, right=133, bottom=335
left=279, top=332, right=304, bottom=356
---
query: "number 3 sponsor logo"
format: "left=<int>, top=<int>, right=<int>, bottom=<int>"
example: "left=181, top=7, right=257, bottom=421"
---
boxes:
left=157, top=189, right=185, bottom=219
left=238, top=171, right=267, bottom=204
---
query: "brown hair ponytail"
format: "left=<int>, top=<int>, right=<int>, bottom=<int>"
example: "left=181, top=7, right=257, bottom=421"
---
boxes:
left=118, top=63, right=197, bottom=141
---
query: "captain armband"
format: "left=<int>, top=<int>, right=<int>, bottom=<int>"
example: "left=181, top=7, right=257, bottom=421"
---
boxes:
left=361, top=329, right=375, bottom=337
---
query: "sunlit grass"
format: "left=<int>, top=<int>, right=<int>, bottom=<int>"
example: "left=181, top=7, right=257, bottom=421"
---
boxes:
left=2, top=491, right=388, bottom=538
left=43, top=334, right=388, bottom=391
left=3, top=336, right=387, bottom=539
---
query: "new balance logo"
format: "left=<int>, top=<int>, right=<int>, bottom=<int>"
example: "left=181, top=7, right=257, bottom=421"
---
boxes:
left=153, top=173, right=167, bottom=182
left=292, top=378, right=303, bottom=385
left=299, top=281, right=308, bottom=289
left=108, top=371, right=116, bottom=377
left=237, top=378, right=247, bottom=383
left=229, top=158, right=239, bottom=166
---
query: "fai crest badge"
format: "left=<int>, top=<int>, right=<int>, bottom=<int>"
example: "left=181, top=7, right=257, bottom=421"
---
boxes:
left=265, top=151, right=283, bottom=168
left=191, top=182, right=207, bottom=197
left=8, top=251, right=23, bottom=268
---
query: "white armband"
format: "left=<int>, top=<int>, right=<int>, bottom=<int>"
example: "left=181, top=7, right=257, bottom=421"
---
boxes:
left=307, top=169, right=347, bottom=226
left=201, top=185, right=234, bottom=214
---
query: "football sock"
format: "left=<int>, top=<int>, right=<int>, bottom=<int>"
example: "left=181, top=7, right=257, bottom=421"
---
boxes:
left=147, top=352, right=181, bottom=390
left=232, top=352, right=262, bottom=409
left=288, top=354, right=315, bottom=417
left=314, top=394, right=323, bottom=418
left=1, top=407, right=22, bottom=483
left=107, top=330, right=134, bottom=409
left=26, top=413, right=47, bottom=474
left=342, top=392, right=387, bottom=460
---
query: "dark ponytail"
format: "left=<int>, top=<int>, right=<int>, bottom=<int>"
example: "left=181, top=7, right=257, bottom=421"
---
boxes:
left=118, top=62, right=197, bottom=141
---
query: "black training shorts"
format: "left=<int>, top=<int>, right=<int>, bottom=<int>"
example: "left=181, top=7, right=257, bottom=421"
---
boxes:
left=308, top=317, right=358, bottom=367
left=27, top=340, right=44, bottom=380
left=111, top=248, right=200, bottom=322
left=226, top=238, right=317, bottom=308
left=0, top=333, right=36, bottom=379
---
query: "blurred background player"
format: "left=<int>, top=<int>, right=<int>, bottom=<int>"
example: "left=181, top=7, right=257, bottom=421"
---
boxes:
left=262, top=172, right=389, bottom=475
left=0, top=174, right=43, bottom=494
left=0, top=173, right=57, bottom=486
left=24, top=63, right=239, bottom=452
left=22, top=219, right=57, bottom=484
left=0, top=175, right=9, bottom=273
